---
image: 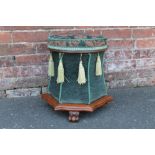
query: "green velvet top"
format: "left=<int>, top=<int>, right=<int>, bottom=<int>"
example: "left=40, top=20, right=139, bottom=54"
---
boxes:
left=48, top=35, right=108, bottom=53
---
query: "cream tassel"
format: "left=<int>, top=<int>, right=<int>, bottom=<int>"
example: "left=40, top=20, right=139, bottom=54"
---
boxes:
left=77, top=54, right=87, bottom=85
left=57, top=54, right=64, bottom=84
left=96, top=53, right=102, bottom=76
left=48, top=53, right=54, bottom=77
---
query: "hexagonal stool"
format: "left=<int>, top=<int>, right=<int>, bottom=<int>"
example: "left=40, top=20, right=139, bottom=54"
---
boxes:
left=42, top=35, right=113, bottom=122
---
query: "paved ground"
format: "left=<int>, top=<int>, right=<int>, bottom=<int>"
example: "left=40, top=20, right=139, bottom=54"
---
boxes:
left=0, top=86, right=155, bottom=129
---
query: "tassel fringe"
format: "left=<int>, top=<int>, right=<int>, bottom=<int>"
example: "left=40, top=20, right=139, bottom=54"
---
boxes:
left=49, top=52, right=102, bottom=84
left=96, top=53, right=102, bottom=76
left=48, top=53, right=55, bottom=77
left=57, top=54, right=64, bottom=84
left=77, top=55, right=87, bottom=85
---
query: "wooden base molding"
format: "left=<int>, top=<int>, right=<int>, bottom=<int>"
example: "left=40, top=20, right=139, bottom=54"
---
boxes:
left=41, top=93, right=113, bottom=122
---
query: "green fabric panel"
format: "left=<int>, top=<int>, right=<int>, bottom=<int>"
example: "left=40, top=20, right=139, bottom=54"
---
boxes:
left=48, top=52, right=60, bottom=101
left=60, top=53, right=89, bottom=104
left=48, top=52, right=107, bottom=104
left=89, top=53, right=107, bottom=103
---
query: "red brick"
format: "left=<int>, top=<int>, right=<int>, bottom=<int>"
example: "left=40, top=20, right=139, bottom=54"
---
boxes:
left=0, top=44, right=11, bottom=56
left=102, top=29, right=131, bottom=39
left=75, top=26, right=94, bottom=29
left=36, top=43, right=49, bottom=53
left=108, top=40, right=133, bottom=49
left=104, top=50, right=115, bottom=60
left=15, top=76, right=48, bottom=88
left=11, top=43, right=36, bottom=55
left=0, top=44, right=35, bottom=56
left=136, top=39, right=155, bottom=49
left=12, top=32, right=49, bottom=42
left=15, top=54, right=48, bottom=65
left=0, top=32, right=12, bottom=43
left=105, top=70, right=137, bottom=81
left=136, top=58, right=155, bottom=68
left=0, top=69, right=3, bottom=79
left=140, top=49, right=155, bottom=58
left=106, top=26, right=130, bottom=29
left=0, top=26, right=13, bottom=31
left=30, top=65, right=48, bottom=76
left=39, top=65, right=48, bottom=75
left=0, top=26, right=50, bottom=31
left=84, top=30, right=101, bottom=36
left=114, top=50, right=132, bottom=59
left=50, top=30, right=85, bottom=37
left=132, top=50, right=140, bottom=59
left=18, top=65, right=47, bottom=77
left=2, top=67, right=19, bottom=78
left=0, top=78, right=16, bottom=90
left=136, top=68, right=155, bottom=78
left=133, top=28, right=155, bottom=38
left=0, top=76, right=48, bottom=91
left=1, top=26, right=155, bottom=90
left=46, top=26, right=74, bottom=29
left=0, top=56, right=15, bottom=67
left=2, top=66, right=29, bottom=78
left=105, top=60, right=136, bottom=72
left=0, top=26, right=74, bottom=31
left=105, top=50, right=132, bottom=60
left=50, top=29, right=131, bottom=39
left=2, top=65, right=47, bottom=79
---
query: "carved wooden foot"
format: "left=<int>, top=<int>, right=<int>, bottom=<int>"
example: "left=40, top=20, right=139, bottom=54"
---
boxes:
left=68, top=111, right=80, bottom=122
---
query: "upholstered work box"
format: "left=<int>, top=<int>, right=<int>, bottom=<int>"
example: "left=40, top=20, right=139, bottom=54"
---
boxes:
left=42, top=35, right=112, bottom=122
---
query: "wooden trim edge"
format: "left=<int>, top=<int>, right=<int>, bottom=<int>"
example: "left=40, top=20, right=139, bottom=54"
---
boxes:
left=41, top=93, right=113, bottom=112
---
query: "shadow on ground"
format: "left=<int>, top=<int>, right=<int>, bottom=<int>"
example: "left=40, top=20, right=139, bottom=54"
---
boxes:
left=0, top=86, right=155, bottom=129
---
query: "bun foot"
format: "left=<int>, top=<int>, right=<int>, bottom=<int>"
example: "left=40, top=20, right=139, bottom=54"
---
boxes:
left=68, top=111, right=79, bottom=122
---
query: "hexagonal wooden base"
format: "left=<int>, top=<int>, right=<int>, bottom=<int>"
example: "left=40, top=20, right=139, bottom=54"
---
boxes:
left=41, top=93, right=113, bottom=122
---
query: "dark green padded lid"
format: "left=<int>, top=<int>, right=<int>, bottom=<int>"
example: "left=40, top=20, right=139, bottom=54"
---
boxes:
left=48, top=35, right=108, bottom=53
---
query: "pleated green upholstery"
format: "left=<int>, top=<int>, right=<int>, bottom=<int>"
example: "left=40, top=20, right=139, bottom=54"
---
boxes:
left=48, top=35, right=108, bottom=104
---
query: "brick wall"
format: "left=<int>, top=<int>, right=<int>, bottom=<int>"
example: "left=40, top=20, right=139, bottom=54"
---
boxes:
left=0, top=26, right=155, bottom=97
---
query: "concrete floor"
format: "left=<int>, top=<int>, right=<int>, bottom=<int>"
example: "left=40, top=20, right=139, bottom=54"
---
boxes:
left=0, top=86, right=155, bottom=129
